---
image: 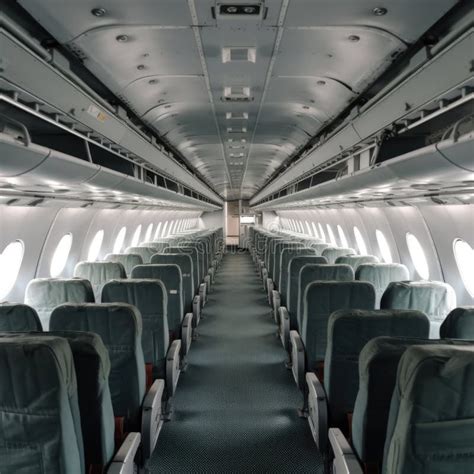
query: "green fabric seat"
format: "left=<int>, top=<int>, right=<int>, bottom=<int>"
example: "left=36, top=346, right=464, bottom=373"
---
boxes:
left=74, top=261, right=126, bottom=302
left=164, top=247, right=200, bottom=293
left=302, top=281, right=375, bottom=368
left=273, top=242, right=305, bottom=290
left=140, top=241, right=169, bottom=252
left=287, top=256, right=328, bottom=330
left=270, top=241, right=297, bottom=285
left=440, top=307, right=474, bottom=339
left=356, top=263, right=409, bottom=308
left=47, top=331, right=115, bottom=468
left=324, top=310, right=430, bottom=430
left=279, top=248, right=317, bottom=305
left=335, top=255, right=380, bottom=270
left=50, top=303, right=146, bottom=430
left=102, top=279, right=169, bottom=380
left=151, top=254, right=194, bottom=312
left=321, top=247, right=356, bottom=264
left=309, top=242, right=329, bottom=255
left=381, top=280, right=456, bottom=338
left=0, top=303, right=42, bottom=331
left=0, top=335, right=84, bottom=474
left=131, top=264, right=184, bottom=340
left=297, top=264, right=354, bottom=331
left=179, top=242, right=207, bottom=282
left=125, top=246, right=156, bottom=264
left=104, top=253, right=143, bottom=277
left=383, top=344, right=474, bottom=474
left=24, top=278, right=94, bottom=330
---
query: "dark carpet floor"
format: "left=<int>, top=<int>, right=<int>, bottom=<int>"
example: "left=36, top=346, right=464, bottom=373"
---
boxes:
left=148, top=251, right=323, bottom=473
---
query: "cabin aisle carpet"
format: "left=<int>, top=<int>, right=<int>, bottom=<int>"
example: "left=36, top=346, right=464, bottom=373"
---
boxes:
left=148, top=251, right=324, bottom=473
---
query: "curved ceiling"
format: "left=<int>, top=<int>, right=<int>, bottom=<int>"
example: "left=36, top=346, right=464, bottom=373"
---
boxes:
left=18, top=0, right=458, bottom=200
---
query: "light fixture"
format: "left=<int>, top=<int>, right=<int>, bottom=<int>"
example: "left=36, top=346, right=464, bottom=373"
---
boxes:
left=348, top=35, right=360, bottom=42
left=91, top=7, right=106, bottom=17
left=317, top=80, right=326, bottom=86
left=148, top=79, right=159, bottom=85
left=116, top=35, right=129, bottom=43
left=373, top=7, right=388, bottom=16
left=137, top=64, right=146, bottom=70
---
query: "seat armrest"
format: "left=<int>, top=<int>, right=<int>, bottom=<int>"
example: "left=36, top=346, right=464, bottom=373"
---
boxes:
left=107, top=433, right=141, bottom=474
left=306, top=372, right=328, bottom=453
left=266, top=278, right=274, bottom=305
left=141, top=379, right=165, bottom=461
left=329, top=428, right=363, bottom=474
left=181, top=313, right=193, bottom=356
left=199, top=283, right=207, bottom=308
left=192, top=295, right=201, bottom=327
left=271, top=290, right=281, bottom=323
left=290, top=330, right=305, bottom=391
left=166, top=340, right=181, bottom=396
left=279, top=306, right=290, bottom=350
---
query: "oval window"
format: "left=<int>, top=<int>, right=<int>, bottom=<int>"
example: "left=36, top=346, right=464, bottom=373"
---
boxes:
left=50, top=233, right=73, bottom=277
left=376, top=229, right=393, bottom=263
left=131, top=225, right=142, bottom=247
left=154, top=222, right=162, bottom=240
left=337, top=225, right=349, bottom=248
left=318, top=223, right=326, bottom=242
left=144, top=223, right=153, bottom=242
left=406, top=233, right=430, bottom=280
left=0, top=240, right=25, bottom=300
left=87, top=230, right=104, bottom=262
left=354, top=226, right=368, bottom=255
left=453, top=239, right=474, bottom=297
left=326, top=224, right=337, bottom=247
left=311, top=222, right=318, bottom=239
left=113, top=227, right=127, bottom=254
left=162, top=221, right=169, bottom=237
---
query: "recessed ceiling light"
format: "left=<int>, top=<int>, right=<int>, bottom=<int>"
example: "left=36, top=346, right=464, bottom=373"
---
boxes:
left=226, top=112, right=249, bottom=119
left=317, top=80, right=326, bottom=86
left=137, top=64, right=146, bottom=70
left=348, top=35, right=360, bottom=42
left=222, top=47, right=257, bottom=63
left=148, top=79, right=159, bottom=85
left=372, top=7, right=388, bottom=16
left=91, top=7, right=106, bottom=17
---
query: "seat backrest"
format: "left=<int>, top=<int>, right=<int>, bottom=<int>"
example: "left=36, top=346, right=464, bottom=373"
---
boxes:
left=302, top=281, right=375, bottom=367
left=50, top=303, right=146, bottom=430
left=440, top=307, right=474, bottom=339
left=324, top=310, right=430, bottom=430
left=74, top=261, right=126, bottom=302
left=104, top=253, right=143, bottom=277
left=356, top=263, right=409, bottom=308
left=287, top=256, right=328, bottom=322
left=48, top=330, right=115, bottom=468
left=0, top=335, right=84, bottom=474
left=131, top=264, right=183, bottom=340
left=140, top=241, right=169, bottom=252
left=352, top=336, right=439, bottom=466
left=151, top=254, right=194, bottom=311
left=125, top=246, right=156, bottom=264
left=381, top=280, right=456, bottom=338
left=273, top=242, right=304, bottom=289
left=271, top=241, right=297, bottom=283
left=321, top=247, right=356, bottom=264
left=179, top=242, right=206, bottom=281
left=383, top=343, right=474, bottom=474
left=335, top=255, right=380, bottom=270
left=309, top=242, right=329, bottom=255
left=297, top=264, right=354, bottom=331
left=165, top=246, right=200, bottom=292
left=101, top=279, right=169, bottom=379
left=279, top=248, right=317, bottom=304
left=0, top=303, right=42, bottom=331
left=265, top=237, right=284, bottom=269
left=25, top=278, right=94, bottom=330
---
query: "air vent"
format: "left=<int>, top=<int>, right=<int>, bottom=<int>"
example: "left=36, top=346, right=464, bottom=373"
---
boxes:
left=223, top=86, right=252, bottom=102
left=227, top=127, right=247, bottom=133
left=222, top=47, right=257, bottom=63
left=215, top=3, right=265, bottom=20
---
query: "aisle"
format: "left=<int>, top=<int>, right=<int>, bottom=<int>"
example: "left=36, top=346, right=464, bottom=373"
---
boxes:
left=149, top=251, right=323, bottom=472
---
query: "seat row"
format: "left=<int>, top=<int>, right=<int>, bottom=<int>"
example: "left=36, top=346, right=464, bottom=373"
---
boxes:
left=249, top=226, right=474, bottom=473
left=0, top=228, right=224, bottom=473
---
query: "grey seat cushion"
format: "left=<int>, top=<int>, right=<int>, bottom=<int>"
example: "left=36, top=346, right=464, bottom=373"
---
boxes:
left=125, top=246, right=156, bottom=264
left=271, top=241, right=299, bottom=285
left=151, top=254, right=194, bottom=311
left=302, top=281, right=375, bottom=368
left=131, top=264, right=184, bottom=340
left=383, top=343, right=474, bottom=474
left=309, top=242, right=329, bottom=255
left=440, top=307, right=474, bottom=339
left=50, top=303, right=146, bottom=430
left=0, top=303, right=42, bottom=331
left=298, top=264, right=354, bottom=331
left=74, top=261, right=126, bottom=302
left=324, top=310, right=430, bottom=429
left=24, top=278, right=94, bottom=330
left=381, top=280, right=456, bottom=338
left=287, top=256, right=328, bottom=328
left=0, top=335, right=84, bottom=474
left=279, top=249, right=317, bottom=304
left=356, top=264, right=409, bottom=308
left=321, top=247, right=356, bottom=264
left=165, top=246, right=200, bottom=292
left=102, top=279, right=168, bottom=379
left=104, top=253, right=143, bottom=277
left=335, top=255, right=380, bottom=270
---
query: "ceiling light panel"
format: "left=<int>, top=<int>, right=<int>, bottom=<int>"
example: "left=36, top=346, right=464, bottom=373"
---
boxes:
left=222, top=47, right=257, bottom=63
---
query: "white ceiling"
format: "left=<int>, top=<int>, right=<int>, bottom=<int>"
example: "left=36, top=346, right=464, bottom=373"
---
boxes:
left=18, top=0, right=458, bottom=200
